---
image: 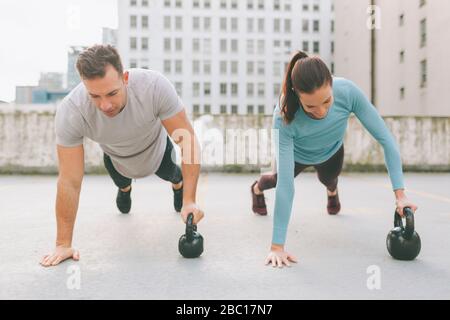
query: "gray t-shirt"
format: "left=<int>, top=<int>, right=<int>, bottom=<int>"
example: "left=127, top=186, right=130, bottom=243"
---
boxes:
left=55, top=69, right=184, bottom=179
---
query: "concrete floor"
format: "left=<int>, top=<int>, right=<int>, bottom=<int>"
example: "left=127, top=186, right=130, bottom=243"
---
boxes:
left=0, top=172, right=449, bottom=300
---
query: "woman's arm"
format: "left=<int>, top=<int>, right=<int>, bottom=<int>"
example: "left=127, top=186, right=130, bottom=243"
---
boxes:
left=272, top=117, right=296, bottom=246
left=348, top=80, right=405, bottom=191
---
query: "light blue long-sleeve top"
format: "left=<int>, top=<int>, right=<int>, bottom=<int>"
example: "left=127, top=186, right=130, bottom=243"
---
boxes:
left=272, top=77, right=404, bottom=245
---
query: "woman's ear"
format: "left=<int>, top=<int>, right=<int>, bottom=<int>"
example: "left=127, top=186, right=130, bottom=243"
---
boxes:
left=123, top=71, right=129, bottom=84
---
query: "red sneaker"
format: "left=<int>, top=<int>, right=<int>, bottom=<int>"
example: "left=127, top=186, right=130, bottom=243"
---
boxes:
left=251, top=181, right=268, bottom=216
left=327, top=189, right=341, bottom=215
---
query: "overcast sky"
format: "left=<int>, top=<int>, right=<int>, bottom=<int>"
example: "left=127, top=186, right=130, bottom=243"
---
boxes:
left=0, top=0, right=118, bottom=102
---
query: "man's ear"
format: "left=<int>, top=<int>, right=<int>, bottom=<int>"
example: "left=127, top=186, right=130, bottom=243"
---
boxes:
left=123, top=71, right=129, bottom=85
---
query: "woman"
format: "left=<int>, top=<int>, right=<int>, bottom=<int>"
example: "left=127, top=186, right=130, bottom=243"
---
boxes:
left=250, top=51, right=418, bottom=268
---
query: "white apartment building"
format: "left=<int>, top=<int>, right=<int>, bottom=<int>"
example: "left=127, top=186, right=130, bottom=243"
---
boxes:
left=335, top=0, right=450, bottom=116
left=118, top=0, right=335, bottom=115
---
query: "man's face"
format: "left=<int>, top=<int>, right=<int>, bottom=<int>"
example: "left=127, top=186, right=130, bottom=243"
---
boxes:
left=83, top=64, right=129, bottom=118
left=295, top=84, right=334, bottom=120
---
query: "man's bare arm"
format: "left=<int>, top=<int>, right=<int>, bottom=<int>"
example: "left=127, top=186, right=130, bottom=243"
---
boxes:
left=40, top=144, right=84, bottom=267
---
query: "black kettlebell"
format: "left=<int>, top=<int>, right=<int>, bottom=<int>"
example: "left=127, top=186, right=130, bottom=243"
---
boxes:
left=386, top=207, right=421, bottom=261
left=179, top=213, right=204, bottom=259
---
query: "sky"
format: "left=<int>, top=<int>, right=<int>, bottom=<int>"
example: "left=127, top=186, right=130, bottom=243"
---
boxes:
left=0, top=0, right=118, bottom=102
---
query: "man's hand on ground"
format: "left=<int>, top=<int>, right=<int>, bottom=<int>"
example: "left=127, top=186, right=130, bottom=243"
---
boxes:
left=40, top=246, right=80, bottom=268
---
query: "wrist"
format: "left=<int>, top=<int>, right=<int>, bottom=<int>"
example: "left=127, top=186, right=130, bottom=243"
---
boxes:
left=394, top=189, right=406, bottom=200
left=56, top=241, right=72, bottom=248
left=271, top=244, right=284, bottom=251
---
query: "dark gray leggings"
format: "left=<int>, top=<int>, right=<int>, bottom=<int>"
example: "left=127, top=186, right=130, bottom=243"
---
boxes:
left=258, top=145, right=344, bottom=192
left=103, top=136, right=183, bottom=189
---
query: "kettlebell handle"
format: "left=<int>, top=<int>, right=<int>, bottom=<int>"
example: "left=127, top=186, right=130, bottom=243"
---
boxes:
left=186, top=213, right=196, bottom=242
left=394, top=207, right=415, bottom=240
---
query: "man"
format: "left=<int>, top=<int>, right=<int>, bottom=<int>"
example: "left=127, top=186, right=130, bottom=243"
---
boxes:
left=40, top=45, right=203, bottom=267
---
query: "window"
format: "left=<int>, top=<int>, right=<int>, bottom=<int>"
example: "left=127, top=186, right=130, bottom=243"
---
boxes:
left=193, top=0, right=200, bottom=8
left=130, top=0, right=137, bottom=6
left=204, top=0, right=211, bottom=9
left=303, top=41, right=309, bottom=52
left=220, top=17, right=227, bottom=31
left=313, top=20, right=320, bottom=32
left=331, top=41, right=334, bottom=54
left=257, top=40, right=265, bottom=54
left=164, top=38, right=171, bottom=51
left=231, top=18, right=238, bottom=32
left=220, top=39, right=227, bottom=52
left=258, top=105, right=265, bottom=115
left=175, top=60, right=182, bottom=73
left=302, top=20, right=309, bottom=32
left=193, top=60, right=200, bottom=74
left=247, top=40, right=254, bottom=54
left=130, top=37, right=137, bottom=50
left=231, top=61, right=238, bottom=74
left=142, top=16, right=149, bottom=29
left=231, top=0, right=238, bottom=9
left=274, top=0, right=280, bottom=10
left=400, top=87, right=405, bottom=100
left=220, top=105, right=227, bottom=114
left=193, top=38, right=200, bottom=52
left=164, top=0, right=171, bottom=7
left=204, top=83, right=211, bottom=96
left=231, top=105, right=238, bottom=114
left=258, top=0, right=264, bottom=10
left=204, top=60, right=211, bottom=74
left=247, top=18, right=254, bottom=33
left=420, top=0, right=426, bottom=7
left=247, top=0, right=254, bottom=10
left=164, top=60, right=171, bottom=73
left=193, top=17, right=200, bottom=30
left=175, top=38, right=182, bottom=51
left=220, top=0, right=227, bottom=9
left=141, top=37, right=149, bottom=50
left=231, top=83, right=238, bottom=96
left=285, top=0, right=292, bottom=11
left=130, top=15, right=137, bottom=28
left=420, top=19, right=427, bottom=47
left=400, top=50, right=405, bottom=63
left=274, top=84, right=281, bottom=98
left=175, top=82, right=182, bottom=96
left=247, top=83, right=254, bottom=96
left=204, top=39, right=211, bottom=54
left=258, top=83, right=265, bottom=97
left=193, top=83, right=200, bottom=97
left=164, top=16, right=171, bottom=30
left=420, top=60, right=427, bottom=88
left=231, top=39, right=238, bottom=53
left=193, top=105, right=200, bottom=115
left=247, top=61, right=254, bottom=74
left=220, top=61, right=227, bottom=74
left=285, top=19, right=291, bottom=33
left=204, top=17, right=211, bottom=31
left=274, top=19, right=280, bottom=32
left=258, top=18, right=265, bottom=33
left=313, top=41, right=320, bottom=54
left=257, top=61, right=265, bottom=75
left=142, top=0, right=148, bottom=6
left=175, top=16, right=183, bottom=30
left=175, top=0, right=182, bottom=8
left=399, top=14, right=405, bottom=26
left=220, top=83, right=227, bottom=95
left=247, top=105, right=254, bottom=115
left=273, top=61, right=281, bottom=77
left=130, top=59, right=137, bottom=68
left=204, top=105, right=211, bottom=114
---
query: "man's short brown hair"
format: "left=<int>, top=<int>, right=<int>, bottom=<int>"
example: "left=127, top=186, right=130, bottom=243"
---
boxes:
left=76, top=45, right=124, bottom=80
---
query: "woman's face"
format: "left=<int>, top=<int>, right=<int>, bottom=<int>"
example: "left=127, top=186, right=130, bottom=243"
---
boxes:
left=295, top=84, right=334, bottom=120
